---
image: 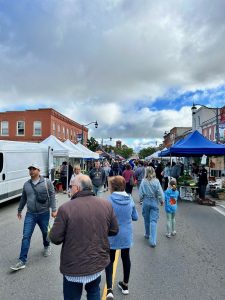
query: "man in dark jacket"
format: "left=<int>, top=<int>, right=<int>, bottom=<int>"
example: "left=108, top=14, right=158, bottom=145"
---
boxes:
left=198, top=165, right=208, bottom=199
left=89, top=160, right=106, bottom=196
left=10, top=163, right=57, bottom=271
left=49, top=174, right=119, bottom=300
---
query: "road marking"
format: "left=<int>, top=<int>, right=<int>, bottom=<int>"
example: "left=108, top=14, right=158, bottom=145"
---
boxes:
left=212, top=207, right=225, bottom=217
left=218, top=204, right=225, bottom=209
left=101, top=250, right=120, bottom=300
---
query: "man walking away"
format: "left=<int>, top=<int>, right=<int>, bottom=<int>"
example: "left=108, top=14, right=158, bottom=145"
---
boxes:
left=134, top=161, right=146, bottom=204
left=10, top=163, right=57, bottom=271
left=49, top=174, right=119, bottom=300
left=134, top=161, right=145, bottom=190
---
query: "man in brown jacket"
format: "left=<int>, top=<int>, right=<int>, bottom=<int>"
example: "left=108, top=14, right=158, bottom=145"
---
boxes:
left=49, top=174, right=119, bottom=300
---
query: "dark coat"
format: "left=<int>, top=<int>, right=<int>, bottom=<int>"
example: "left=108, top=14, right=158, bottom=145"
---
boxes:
left=198, top=168, right=208, bottom=185
left=49, top=190, right=119, bottom=276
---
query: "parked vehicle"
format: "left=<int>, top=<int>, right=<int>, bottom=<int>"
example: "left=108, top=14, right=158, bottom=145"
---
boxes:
left=0, top=140, right=53, bottom=203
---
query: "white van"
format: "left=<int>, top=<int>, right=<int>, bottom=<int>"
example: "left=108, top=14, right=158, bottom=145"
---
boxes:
left=0, top=140, right=53, bottom=203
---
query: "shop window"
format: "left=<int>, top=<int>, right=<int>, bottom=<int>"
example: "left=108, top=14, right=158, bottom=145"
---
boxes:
left=17, top=121, right=25, bottom=136
left=33, top=121, right=42, bottom=136
left=1, top=121, right=9, bottom=136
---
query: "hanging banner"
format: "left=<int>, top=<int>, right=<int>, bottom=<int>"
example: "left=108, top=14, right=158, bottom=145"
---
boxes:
left=219, top=123, right=225, bottom=142
left=220, top=106, right=225, bottom=123
left=209, top=157, right=225, bottom=170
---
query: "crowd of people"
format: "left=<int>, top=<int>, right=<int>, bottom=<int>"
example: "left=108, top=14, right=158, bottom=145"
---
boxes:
left=10, top=158, right=182, bottom=300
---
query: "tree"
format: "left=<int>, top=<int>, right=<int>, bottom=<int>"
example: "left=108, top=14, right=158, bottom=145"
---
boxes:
left=114, top=144, right=134, bottom=159
left=86, top=137, right=99, bottom=152
left=139, top=147, right=156, bottom=159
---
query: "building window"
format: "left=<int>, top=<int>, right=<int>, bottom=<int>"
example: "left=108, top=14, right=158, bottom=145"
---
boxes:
left=66, top=128, right=69, bottom=138
left=53, top=122, right=56, bottom=136
left=62, top=127, right=65, bottom=138
left=198, top=116, right=200, bottom=126
left=17, top=121, right=25, bottom=136
left=74, top=131, right=76, bottom=140
left=33, top=121, right=42, bottom=136
left=70, top=129, right=73, bottom=140
left=1, top=121, right=9, bottom=136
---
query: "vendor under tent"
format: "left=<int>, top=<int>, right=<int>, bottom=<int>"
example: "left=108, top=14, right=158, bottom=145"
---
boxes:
left=159, top=130, right=225, bottom=157
left=41, top=135, right=83, bottom=190
left=159, top=130, right=225, bottom=203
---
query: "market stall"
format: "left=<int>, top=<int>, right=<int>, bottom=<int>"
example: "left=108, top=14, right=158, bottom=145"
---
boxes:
left=159, top=131, right=225, bottom=203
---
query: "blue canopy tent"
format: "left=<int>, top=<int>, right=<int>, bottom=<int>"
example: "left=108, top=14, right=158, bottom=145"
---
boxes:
left=159, top=130, right=225, bottom=157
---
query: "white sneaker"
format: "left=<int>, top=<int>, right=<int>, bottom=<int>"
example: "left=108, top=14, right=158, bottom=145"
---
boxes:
left=10, top=259, right=26, bottom=271
left=172, top=231, right=176, bottom=236
left=43, top=246, right=51, bottom=257
left=166, top=233, right=171, bottom=238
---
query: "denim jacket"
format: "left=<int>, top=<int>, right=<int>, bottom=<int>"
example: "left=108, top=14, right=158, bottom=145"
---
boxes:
left=139, top=178, right=164, bottom=204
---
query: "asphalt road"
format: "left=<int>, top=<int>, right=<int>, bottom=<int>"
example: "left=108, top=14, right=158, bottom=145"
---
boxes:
left=1, top=188, right=225, bottom=300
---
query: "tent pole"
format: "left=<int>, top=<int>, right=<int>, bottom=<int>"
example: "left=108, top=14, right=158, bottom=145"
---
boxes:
left=66, top=157, right=69, bottom=193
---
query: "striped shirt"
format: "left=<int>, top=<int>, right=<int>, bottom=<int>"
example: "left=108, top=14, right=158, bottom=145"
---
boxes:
left=65, top=271, right=102, bottom=284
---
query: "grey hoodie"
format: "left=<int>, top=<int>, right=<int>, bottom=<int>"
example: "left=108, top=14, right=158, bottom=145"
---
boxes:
left=18, top=176, right=57, bottom=214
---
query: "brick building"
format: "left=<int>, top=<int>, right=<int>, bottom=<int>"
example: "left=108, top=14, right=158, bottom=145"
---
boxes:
left=163, top=127, right=192, bottom=148
left=116, top=140, right=122, bottom=148
left=0, top=108, right=88, bottom=144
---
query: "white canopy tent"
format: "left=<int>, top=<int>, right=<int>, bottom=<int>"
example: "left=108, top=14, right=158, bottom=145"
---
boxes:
left=41, top=136, right=84, bottom=190
left=41, top=135, right=82, bottom=158
left=145, top=148, right=168, bottom=161
left=74, top=142, right=99, bottom=159
left=64, top=140, right=99, bottom=159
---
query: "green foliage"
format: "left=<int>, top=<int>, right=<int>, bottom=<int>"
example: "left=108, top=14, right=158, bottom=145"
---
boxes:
left=114, top=144, right=134, bottom=159
left=138, top=147, right=156, bottom=159
left=86, top=137, right=99, bottom=152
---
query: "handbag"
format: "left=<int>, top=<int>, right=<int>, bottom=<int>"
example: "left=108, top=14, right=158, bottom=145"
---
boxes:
left=30, top=179, right=49, bottom=204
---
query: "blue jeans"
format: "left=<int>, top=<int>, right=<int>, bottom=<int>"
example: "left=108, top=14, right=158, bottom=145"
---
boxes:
left=142, top=199, right=159, bottom=246
left=166, top=212, right=176, bottom=234
left=93, top=185, right=103, bottom=197
left=63, top=275, right=101, bottom=300
left=19, top=211, right=50, bottom=263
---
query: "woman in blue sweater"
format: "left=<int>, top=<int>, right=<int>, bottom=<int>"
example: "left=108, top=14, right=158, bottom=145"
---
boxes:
left=105, top=176, right=138, bottom=299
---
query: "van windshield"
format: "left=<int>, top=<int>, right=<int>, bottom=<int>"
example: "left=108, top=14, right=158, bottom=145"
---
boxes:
left=0, top=153, right=3, bottom=173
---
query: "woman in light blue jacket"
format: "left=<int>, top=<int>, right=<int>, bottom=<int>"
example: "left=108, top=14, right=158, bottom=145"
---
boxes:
left=105, top=176, right=138, bottom=299
left=139, top=166, right=164, bottom=247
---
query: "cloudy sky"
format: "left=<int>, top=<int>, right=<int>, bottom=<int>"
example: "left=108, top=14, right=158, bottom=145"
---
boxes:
left=1, top=0, right=225, bottom=151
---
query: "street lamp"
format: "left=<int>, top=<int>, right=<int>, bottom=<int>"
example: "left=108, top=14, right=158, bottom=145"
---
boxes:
left=81, top=121, right=98, bottom=145
left=191, top=103, right=219, bottom=143
left=101, top=136, right=112, bottom=147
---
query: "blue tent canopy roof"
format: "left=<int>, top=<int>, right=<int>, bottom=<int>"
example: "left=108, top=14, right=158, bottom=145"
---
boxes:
left=159, top=130, right=225, bottom=157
